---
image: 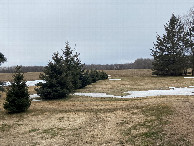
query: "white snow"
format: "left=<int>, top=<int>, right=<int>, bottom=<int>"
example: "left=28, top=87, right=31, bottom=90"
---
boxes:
left=32, top=99, right=42, bottom=101
left=29, top=94, right=41, bottom=101
left=74, top=93, right=121, bottom=98
left=3, top=81, right=11, bottom=86
left=26, top=80, right=46, bottom=86
left=30, top=94, right=40, bottom=98
left=2, top=80, right=46, bottom=87
left=184, top=77, right=194, bottom=78
left=74, top=87, right=194, bottom=98
left=169, top=87, right=175, bottom=90
left=109, top=79, right=121, bottom=81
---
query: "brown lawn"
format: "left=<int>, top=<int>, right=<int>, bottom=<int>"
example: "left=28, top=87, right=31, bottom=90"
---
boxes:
left=0, top=69, right=193, bottom=146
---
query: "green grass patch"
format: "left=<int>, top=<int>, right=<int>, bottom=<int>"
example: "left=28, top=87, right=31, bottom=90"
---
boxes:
left=0, top=123, right=12, bottom=132
left=29, top=128, right=40, bottom=133
left=123, top=104, right=174, bottom=145
left=41, top=127, right=65, bottom=138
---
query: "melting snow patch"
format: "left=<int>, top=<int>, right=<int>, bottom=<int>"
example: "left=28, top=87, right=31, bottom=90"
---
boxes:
left=74, top=93, right=121, bottom=98
left=2, top=80, right=46, bottom=87
left=32, top=99, right=42, bottom=101
left=30, top=94, right=41, bottom=101
left=169, top=87, right=175, bottom=90
left=109, top=79, right=121, bottom=81
left=74, top=87, right=194, bottom=98
left=30, top=94, right=40, bottom=98
left=26, top=80, right=46, bottom=86
left=184, top=77, right=194, bottom=78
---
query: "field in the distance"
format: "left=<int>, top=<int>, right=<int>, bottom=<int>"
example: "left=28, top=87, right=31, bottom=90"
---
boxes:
left=0, top=69, right=194, bottom=145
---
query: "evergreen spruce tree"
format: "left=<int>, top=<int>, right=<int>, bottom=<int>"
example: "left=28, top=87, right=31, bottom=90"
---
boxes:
left=80, top=70, right=92, bottom=88
left=36, top=52, right=73, bottom=100
left=90, top=70, right=98, bottom=83
left=99, top=71, right=108, bottom=80
left=151, top=14, right=189, bottom=76
left=62, top=42, right=83, bottom=90
left=3, top=66, right=31, bottom=113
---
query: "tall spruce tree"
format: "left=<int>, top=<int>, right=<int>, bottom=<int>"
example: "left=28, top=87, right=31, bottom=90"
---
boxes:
left=62, top=42, right=83, bottom=90
left=36, top=52, right=73, bottom=100
left=151, top=14, right=189, bottom=76
left=3, top=66, right=31, bottom=113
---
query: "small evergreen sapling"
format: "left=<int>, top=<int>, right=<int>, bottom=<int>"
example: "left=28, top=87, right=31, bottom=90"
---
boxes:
left=3, top=66, right=31, bottom=113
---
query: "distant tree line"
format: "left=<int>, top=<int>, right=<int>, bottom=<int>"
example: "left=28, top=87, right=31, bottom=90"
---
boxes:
left=0, top=66, right=44, bottom=73
left=0, top=58, right=154, bottom=73
left=84, top=58, right=153, bottom=70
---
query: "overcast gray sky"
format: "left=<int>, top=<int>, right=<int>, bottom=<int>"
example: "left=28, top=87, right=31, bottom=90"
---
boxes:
left=0, top=0, right=193, bottom=66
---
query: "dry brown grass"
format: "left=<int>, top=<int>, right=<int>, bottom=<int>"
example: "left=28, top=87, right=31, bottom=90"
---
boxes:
left=104, top=69, right=152, bottom=77
left=0, top=70, right=194, bottom=145
left=0, top=72, right=41, bottom=81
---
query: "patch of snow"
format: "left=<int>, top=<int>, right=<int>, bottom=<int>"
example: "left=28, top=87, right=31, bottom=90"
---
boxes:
left=169, top=87, right=175, bottom=90
left=74, top=87, right=194, bottom=98
left=1, top=81, right=11, bottom=86
left=124, top=87, right=194, bottom=98
left=109, top=79, right=121, bottom=81
left=30, top=94, right=41, bottom=101
left=32, top=99, right=42, bottom=101
left=74, top=93, right=121, bottom=98
left=26, top=80, right=46, bottom=86
left=108, top=75, right=111, bottom=77
left=184, top=77, right=194, bottom=78
left=2, top=80, right=46, bottom=87
left=30, top=94, right=40, bottom=98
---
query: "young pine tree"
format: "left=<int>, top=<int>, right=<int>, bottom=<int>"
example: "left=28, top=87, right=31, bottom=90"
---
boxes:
left=35, top=52, right=73, bottom=100
left=4, top=66, right=31, bottom=113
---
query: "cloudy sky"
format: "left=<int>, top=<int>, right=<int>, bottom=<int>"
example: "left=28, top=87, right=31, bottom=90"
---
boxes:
left=0, top=0, right=193, bottom=66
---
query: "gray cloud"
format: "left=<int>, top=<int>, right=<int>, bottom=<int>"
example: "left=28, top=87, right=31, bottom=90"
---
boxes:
left=0, top=0, right=193, bottom=66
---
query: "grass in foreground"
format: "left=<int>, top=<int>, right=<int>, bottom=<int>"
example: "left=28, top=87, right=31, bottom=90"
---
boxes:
left=123, top=104, right=174, bottom=145
left=0, top=70, right=194, bottom=145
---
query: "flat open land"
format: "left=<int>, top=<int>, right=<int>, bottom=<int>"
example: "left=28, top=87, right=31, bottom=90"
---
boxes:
left=0, top=69, right=194, bottom=145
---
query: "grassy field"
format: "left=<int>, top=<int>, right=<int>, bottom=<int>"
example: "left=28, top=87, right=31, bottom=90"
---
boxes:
left=0, top=69, right=194, bottom=145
